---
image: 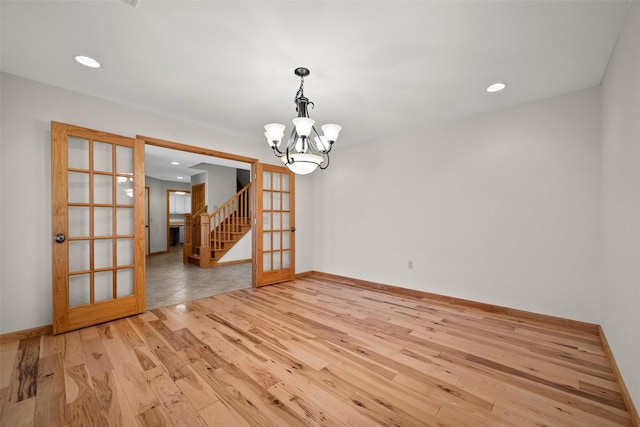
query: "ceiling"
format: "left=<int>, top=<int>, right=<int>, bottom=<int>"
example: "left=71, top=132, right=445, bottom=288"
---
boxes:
left=145, top=145, right=251, bottom=183
left=0, top=0, right=632, bottom=178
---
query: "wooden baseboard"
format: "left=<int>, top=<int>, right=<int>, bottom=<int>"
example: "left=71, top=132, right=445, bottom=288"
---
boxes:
left=599, top=326, right=640, bottom=427
left=148, top=250, right=169, bottom=256
left=308, top=271, right=600, bottom=336
left=0, top=324, right=52, bottom=344
left=295, top=270, right=314, bottom=279
left=215, top=259, right=251, bottom=267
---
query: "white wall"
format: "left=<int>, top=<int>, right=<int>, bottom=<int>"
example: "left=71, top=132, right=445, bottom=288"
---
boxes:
left=191, top=172, right=207, bottom=191
left=197, top=164, right=237, bottom=213
left=146, top=176, right=191, bottom=253
left=219, top=231, right=252, bottom=263
left=314, top=87, right=603, bottom=323
left=0, top=73, right=313, bottom=334
left=146, top=176, right=165, bottom=253
left=601, top=0, right=640, bottom=409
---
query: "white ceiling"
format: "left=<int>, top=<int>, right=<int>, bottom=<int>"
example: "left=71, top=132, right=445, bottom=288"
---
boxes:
left=145, top=145, right=251, bottom=182
left=0, top=0, right=631, bottom=174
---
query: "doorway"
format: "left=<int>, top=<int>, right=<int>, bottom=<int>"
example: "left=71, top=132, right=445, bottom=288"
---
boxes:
left=166, top=189, right=191, bottom=249
left=141, top=136, right=257, bottom=309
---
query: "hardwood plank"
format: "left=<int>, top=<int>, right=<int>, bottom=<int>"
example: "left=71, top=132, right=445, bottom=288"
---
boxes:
left=199, top=399, right=252, bottom=427
left=39, top=334, right=65, bottom=358
left=145, top=367, right=207, bottom=427
left=82, top=337, right=114, bottom=377
left=62, top=331, right=86, bottom=368
left=175, top=368, right=219, bottom=411
left=0, top=396, right=35, bottom=427
left=6, top=336, right=40, bottom=404
left=113, top=318, right=146, bottom=350
left=0, top=276, right=634, bottom=426
left=101, top=333, right=159, bottom=415
left=66, top=364, right=110, bottom=427
left=0, top=387, right=7, bottom=419
left=0, top=340, right=19, bottom=389
left=268, top=380, right=366, bottom=426
left=93, top=369, right=139, bottom=427
left=347, top=391, right=437, bottom=427
left=34, top=353, right=65, bottom=427
left=191, top=360, right=303, bottom=427
left=137, top=404, right=174, bottom=427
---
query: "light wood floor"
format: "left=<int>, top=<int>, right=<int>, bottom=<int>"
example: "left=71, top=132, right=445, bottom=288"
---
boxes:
left=0, top=276, right=633, bottom=426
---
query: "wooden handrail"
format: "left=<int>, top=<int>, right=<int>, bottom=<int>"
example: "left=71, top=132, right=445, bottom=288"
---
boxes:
left=192, top=205, right=208, bottom=217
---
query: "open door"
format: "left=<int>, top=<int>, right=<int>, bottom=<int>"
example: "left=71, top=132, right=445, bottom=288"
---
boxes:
left=51, top=122, right=146, bottom=334
left=254, top=163, right=295, bottom=287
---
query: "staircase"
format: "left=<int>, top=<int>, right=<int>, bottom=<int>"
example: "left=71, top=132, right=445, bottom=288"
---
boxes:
left=184, top=183, right=251, bottom=268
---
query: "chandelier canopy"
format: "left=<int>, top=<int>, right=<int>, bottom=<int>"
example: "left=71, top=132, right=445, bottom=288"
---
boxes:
left=264, top=67, right=341, bottom=175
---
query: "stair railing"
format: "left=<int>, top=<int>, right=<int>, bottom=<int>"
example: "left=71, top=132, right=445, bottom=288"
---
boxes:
left=209, top=183, right=251, bottom=253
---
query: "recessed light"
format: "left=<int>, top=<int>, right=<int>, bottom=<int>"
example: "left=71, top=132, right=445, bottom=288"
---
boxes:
left=74, top=55, right=101, bottom=68
left=171, top=161, right=180, bottom=165
left=486, top=82, right=507, bottom=93
left=177, top=176, right=184, bottom=180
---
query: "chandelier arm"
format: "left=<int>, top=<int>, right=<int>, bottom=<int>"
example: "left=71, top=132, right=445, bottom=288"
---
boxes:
left=310, top=125, right=334, bottom=154
left=285, top=144, right=293, bottom=165
left=287, top=127, right=298, bottom=151
left=309, top=125, right=321, bottom=151
left=319, top=153, right=330, bottom=170
left=271, top=146, right=284, bottom=156
left=323, top=141, right=334, bottom=154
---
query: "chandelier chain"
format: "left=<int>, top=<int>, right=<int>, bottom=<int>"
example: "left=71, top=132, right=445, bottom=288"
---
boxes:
left=294, top=76, right=305, bottom=104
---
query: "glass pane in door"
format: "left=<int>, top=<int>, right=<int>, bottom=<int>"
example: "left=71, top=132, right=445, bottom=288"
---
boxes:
left=66, top=134, right=138, bottom=309
left=69, top=274, right=90, bottom=307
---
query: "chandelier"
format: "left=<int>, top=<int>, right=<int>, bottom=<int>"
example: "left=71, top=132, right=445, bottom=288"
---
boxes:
left=264, top=67, right=341, bottom=175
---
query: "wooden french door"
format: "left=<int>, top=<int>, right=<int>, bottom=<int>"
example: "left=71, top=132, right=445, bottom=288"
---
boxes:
left=51, top=122, right=146, bottom=334
left=254, top=163, right=295, bottom=287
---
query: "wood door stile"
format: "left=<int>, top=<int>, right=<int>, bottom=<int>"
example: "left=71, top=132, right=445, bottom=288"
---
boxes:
left=0, top=276, right=635, bottom=426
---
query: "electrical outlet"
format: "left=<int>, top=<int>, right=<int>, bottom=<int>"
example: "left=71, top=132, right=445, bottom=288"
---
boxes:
left=408, top=260, right=414, bottom=269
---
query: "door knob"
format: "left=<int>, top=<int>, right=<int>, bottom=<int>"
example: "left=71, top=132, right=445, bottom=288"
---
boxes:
left=291, top=227, right=296, bottom=232
left=54, top=233, right=66, bottom=243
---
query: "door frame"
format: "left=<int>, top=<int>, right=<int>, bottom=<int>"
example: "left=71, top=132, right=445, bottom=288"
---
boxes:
left=166, top=188, right=190, bottom=250
left=137, top=135, right=262, bottom=286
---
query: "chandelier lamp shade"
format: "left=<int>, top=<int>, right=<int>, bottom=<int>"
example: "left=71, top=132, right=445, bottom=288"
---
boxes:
left=264, top=67, right=341, bottom=175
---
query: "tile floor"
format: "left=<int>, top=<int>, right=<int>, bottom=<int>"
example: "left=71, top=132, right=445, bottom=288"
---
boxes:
left=145, top=246, right=252, bottom=309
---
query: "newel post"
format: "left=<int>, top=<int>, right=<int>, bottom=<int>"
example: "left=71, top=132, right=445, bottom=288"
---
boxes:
left=199, top=212, right=211, bottom=268
left=183, top=213, right=192, bottom=264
